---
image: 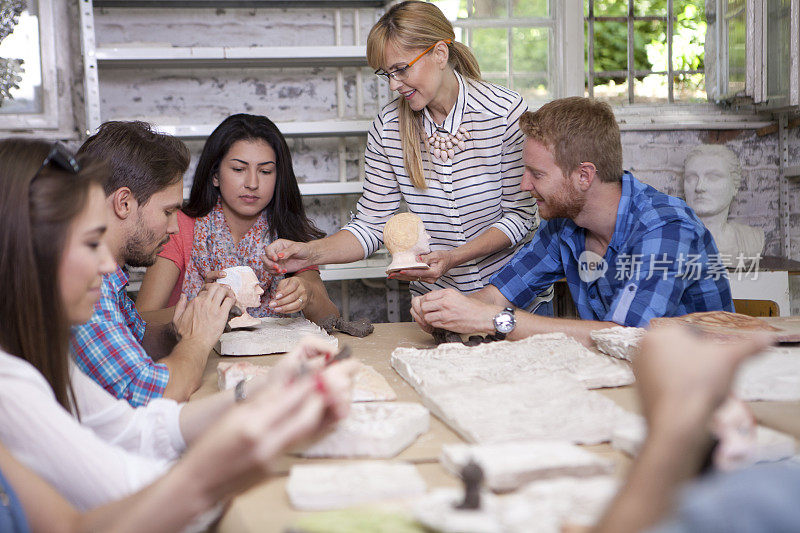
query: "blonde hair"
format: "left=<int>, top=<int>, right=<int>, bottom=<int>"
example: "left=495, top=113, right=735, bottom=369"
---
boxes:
left=367, top=1, right=481, bottom=189
left=519, top=97, right=623, bottom=184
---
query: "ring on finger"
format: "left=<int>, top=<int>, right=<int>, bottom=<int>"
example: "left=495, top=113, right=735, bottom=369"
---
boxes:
left=298, top=297, right=303, bottom=304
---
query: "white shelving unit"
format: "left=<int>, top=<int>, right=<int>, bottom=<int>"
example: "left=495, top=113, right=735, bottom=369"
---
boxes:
left=80, top=0, right=400, bottom=319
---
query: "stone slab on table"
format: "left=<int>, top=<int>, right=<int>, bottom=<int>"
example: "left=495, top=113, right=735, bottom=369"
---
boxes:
left=286, top=461, right=427, bottom=511
left=297, top=402, right=429, bottom=459
left=391, top=332, right=634, bottom=391
left=440, top=440, right=615, bottom=492
left=421, top=372, right=639, bottom=445
left=216, top=317, right=337, bottom=356
left=591, top=326, right=646, bottom=362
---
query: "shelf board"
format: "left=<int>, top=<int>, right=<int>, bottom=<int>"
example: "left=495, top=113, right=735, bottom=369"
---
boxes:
left=785, top=165, right=800, bottom=178
left=94, top=1, right=387, bottom=7
left=148, top=120, right=370, bottom=138
left=299, top=182, right=363, bottom=195
left=95, top=45, right=368, bottom=68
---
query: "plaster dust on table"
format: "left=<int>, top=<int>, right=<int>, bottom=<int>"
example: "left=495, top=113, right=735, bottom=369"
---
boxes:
left=421, top=372, right=639, bottom=445
left=440, top=440, right=614, bottom=493
left=297, top=402, right=429, bottom=458
left=215, top=317, right=337, bottom=356
left=286, top=461, right=427, bottom=511
left=391, top=332, right=634, bottom=391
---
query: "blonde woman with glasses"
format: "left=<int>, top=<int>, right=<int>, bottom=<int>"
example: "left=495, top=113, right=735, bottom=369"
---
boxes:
left=264, top=0, right=552, bottom=315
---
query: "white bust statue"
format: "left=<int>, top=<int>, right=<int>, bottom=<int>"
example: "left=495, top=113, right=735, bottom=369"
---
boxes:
left=384, top=212, right=431, bottom=273
left=683, top=145, right=765, bottom=258
left=216, top=266, right=263, bottom=328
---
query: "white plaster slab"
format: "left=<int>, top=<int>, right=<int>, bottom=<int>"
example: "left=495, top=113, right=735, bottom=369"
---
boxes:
left=590, top=326, right=646, bottom=362
left=352, top=363, right=397, bottom=402
left=391, top=332, right=633, bottom=391
left=440, top=440, right=614, bottom=492
left=298, top=402, right=429, bottom=458
left=421, top=372, right=639, bottom=445
left=734, top=346, right=800, bottom=401
left=286, top=462, right=427, bottom=511
left=413, top=489, right=504, bottom=533
left=415, top=476, right=619, bottom=533
left=216, top=317, right=337, bottom=356
left=504, top=476, right=620, bottom=532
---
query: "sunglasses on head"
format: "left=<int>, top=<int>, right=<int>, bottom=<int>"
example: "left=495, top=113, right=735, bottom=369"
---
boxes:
left=34, top=143, right=81, bottom=178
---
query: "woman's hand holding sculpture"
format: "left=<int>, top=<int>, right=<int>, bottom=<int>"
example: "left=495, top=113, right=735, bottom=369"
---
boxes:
left=389, top=250, right=457, bottom=283
left=173, top=284, right=236, bottom=350
left=269, top=276, right=310, bottom=314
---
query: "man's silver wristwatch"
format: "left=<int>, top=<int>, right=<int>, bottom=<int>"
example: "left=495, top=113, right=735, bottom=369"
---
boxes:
left=492, top=307, right=516, bottom=340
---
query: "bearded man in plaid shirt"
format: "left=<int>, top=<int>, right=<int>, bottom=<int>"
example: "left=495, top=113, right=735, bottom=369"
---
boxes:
left=411, top=97, right=734, bottom=347
left=70, top=121, right=234, bottom=406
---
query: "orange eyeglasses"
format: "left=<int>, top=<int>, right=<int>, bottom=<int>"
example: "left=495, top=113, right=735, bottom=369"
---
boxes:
left=375, top=39, right=452, bottom=82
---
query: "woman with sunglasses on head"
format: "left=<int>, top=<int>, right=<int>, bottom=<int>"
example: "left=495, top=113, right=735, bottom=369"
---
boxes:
left=0, top=138, right=356, bottom=525
left=264, top=1, right=552, bottom=314
left=137, top=113, right=339, bottom=325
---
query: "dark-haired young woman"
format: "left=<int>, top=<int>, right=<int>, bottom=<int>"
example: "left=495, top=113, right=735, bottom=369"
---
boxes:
left=0, top=138, right=356, bottom=525
left=137, top=113, right=339, bottom=324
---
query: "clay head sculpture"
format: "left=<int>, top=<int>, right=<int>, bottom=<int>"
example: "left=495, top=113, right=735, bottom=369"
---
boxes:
left=217, top=266, right=264, bottom=328
left=683, top=145, right=764, bottom=258
left=384, top=212, right=431, bottom=273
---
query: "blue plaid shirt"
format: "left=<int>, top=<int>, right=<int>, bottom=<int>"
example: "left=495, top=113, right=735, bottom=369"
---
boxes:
left=490, top=172, right=734, bottom=327
left=70, top=266, right=169, bottom=407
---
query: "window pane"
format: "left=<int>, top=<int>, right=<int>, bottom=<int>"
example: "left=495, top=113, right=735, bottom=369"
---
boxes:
left=672, top=1, right=707, bottom=102
left=590, top=20, right=627, bottom=89
left=726, top=0, right=746, bottom=94
left=589, top=0, right=628, bottom=17
left=766, top=0, right=791, bottom=100
left=471, top=27, right=507, bottom=73
left=0, top=0, right=43, bottom=115
left=514, top=73, right=549, bottom=101
left=633, top=19, right=666, bottom=101
left=512, top=26, right=549, bottom=98
left=429, top=0, right=469, bottom=20
left=513, top=0, right=549, bottom=17
left=472, top=0, right=508, bottom=18
left=511, top=26, right=548, bottom=72
left=634, top=0, right=667, bottom=17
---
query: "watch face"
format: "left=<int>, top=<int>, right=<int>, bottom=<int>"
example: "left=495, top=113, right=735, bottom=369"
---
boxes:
left=494, top=312, right=515, bottom=334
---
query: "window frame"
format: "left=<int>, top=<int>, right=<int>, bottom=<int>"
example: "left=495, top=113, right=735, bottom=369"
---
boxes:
left=0, top=0, right=61, bottom=130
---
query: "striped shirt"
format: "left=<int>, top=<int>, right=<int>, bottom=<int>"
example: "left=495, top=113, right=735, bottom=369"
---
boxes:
left=343, top=71, right=541, bottom=297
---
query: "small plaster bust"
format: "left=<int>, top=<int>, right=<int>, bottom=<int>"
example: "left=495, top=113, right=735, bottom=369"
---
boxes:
left=384, top=212, right=431, bottom=273
left=683, top=145, right=765, bottom=258
left=216, top=266, right=263, bottom=328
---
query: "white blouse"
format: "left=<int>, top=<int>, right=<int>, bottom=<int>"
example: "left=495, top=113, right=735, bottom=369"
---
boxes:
left=343, top=71, right=540, bottom=297
left=0, top=349, right=185, bottom=511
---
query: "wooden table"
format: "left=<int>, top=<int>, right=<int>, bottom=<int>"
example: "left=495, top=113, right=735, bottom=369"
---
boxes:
left=189, top=322, right=800, bottom=532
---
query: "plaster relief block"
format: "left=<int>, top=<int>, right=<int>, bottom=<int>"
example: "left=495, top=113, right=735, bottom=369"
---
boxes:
left=734, top=346, right=800, bottom=401
left=413, top=489, right=504, bottom=533
left=286, top=462, right=427, bottom=511
left=391, top=332, right=633, bottom=391
left=504, top=476, right=620, bottom=532
left=298, top=402, right=429, bottom=458
left=440, top=441, right=614, bottom=493
left=754, top=426, right=796, bottom=463
left=421, top=373, right=639, bottom=445
left=590, top=326, right=646, bottom=362
left=352, top=363, right=397, bottom=402
left=610, top=415, right=647, bottom=457
left=216, top=317, right=337, bottom=356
